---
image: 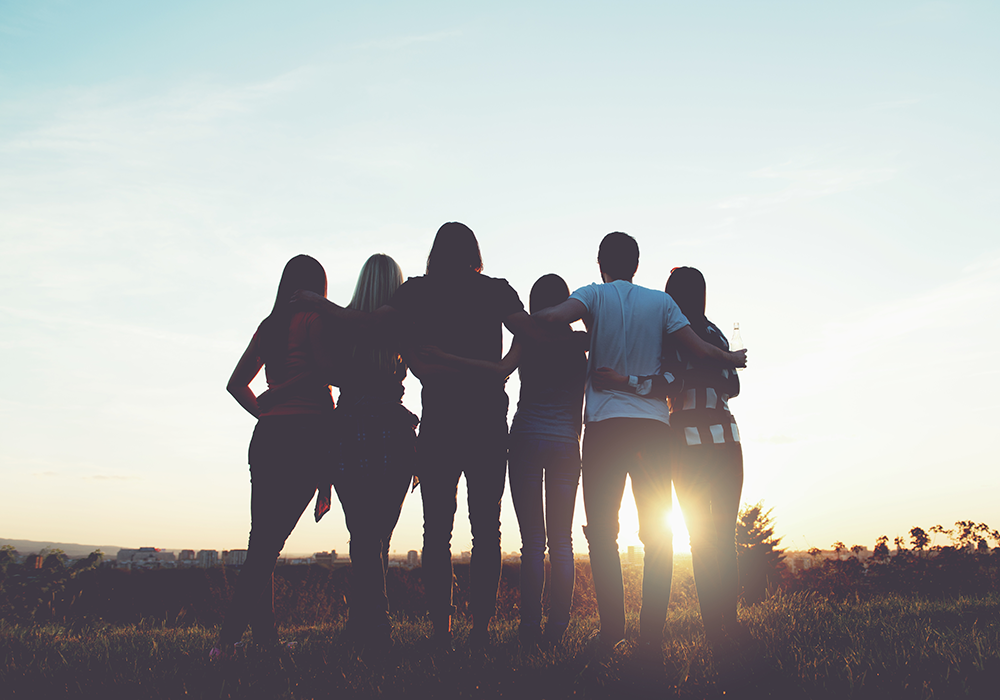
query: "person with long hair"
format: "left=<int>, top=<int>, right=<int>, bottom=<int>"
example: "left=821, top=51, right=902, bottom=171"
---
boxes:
left=330, top=253, right=418, bottom=650
left=293, top=222, right=538, bottom=649
left=213, top=254, right=334, bottom=658
left=664, top=266, right=743, bottom=646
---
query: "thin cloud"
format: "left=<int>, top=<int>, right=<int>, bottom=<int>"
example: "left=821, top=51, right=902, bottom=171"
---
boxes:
left=716, top=163, right=896, bottom=212
left=83, top=474, right=139, bottom=482
left=358, top=30, right=463, bottom=51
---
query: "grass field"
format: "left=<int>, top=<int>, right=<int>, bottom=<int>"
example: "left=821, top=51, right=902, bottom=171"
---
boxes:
left=3, top=591, right=999, bottom=699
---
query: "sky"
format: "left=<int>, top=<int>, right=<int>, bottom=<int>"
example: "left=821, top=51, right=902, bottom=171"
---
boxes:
left=2, top=1, right=998, bottom=558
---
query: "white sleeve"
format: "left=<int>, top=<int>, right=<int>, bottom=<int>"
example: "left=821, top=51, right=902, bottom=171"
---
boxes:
left=569, top=283, right=599, bottom=314
left=663, top=295, right=689, bottom=334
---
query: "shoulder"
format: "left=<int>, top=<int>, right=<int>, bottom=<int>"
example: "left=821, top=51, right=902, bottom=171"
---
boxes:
left=569, top=282, right=602, bottom=305
left=388, top=275, right=428, bottom=308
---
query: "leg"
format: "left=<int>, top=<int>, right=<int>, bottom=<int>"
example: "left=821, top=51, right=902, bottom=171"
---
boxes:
left=417, top=429, right=463, bottom=639
left=630, top=421, right=674, bottom=644
left=581, top=419, right=631, bottom=643
left=508, top=435, right=546, bottom=638
left=220, top=454, right=316, bottom=648
left=708, top=443, right=744, bottom=631
left=465, top=434, right=508, bottom=636
left=673, top=446, right=721, bottom=638
left=334, top=466, right=411, bottom=637
left=542, top=440, right=581, bottom=640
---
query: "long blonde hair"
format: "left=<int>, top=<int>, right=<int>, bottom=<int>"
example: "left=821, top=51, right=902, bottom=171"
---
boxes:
left=348, top=253, right=404, bottom=373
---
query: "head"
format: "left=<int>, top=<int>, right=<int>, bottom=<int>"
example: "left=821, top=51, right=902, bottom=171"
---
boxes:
left=348, top=253, right=404, bottom=312
left=349, top=254, right=405, bottom=373
left=597, top=232, right=639, bottom=282
left=273, top=254, right=327, bottom=311
left=529, top=273, right=570, bottom=314
left=425, top=222, right=484, bottom=277
left=260, top=254, right=327, bottom=364
left=665, top=266, right=707, bottom=323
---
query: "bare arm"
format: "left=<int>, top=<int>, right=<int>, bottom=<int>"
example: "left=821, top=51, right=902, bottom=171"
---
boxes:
left=226, top=335, right=264, bottom=418
left=416, top=340, right=523, bottom=379
left=671, top=326, right=747, bottom=368
left=291, top=290, right=402, bottom=338
left=531, top=299, right=586, bottom=327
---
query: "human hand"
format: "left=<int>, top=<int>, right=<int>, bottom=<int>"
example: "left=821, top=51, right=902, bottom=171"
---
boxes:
left=290, top=289, right=324, bottom=307
left=256, top=389, right=275, bottom=414
left=592, top=366, right=627, bottom=390
left=731, top=348, right=747, bottom=368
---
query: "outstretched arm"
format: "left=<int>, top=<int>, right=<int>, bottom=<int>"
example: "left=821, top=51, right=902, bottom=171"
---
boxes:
left=415, top=340, right=523, bottom=380
left=291, top=290, right=402, bottom=338
left=227, top=335, right=264, bottom=418
left=671, top=326, right=747, bottom=368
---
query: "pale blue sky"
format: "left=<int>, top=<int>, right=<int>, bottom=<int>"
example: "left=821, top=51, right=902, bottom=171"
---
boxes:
left=2, top=1, right=998, bottom=556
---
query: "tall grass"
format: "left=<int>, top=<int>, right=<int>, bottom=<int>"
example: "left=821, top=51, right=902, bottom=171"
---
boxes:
left=3, top=591, right=998, bottom=699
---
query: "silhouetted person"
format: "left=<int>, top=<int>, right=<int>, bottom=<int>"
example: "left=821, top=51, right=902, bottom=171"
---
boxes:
left=600, top=266, right=744, bottom=647
left=330, top=254, right=418, bottom=649
left=213, top=254, right=335, bottom=659
left=294, top=222, right=536, bottom=649
left=533, top=233, right=746, bottom=655
left=506, top=275, right=588, bottom=647
left=664, top=267, right=743, bottom=645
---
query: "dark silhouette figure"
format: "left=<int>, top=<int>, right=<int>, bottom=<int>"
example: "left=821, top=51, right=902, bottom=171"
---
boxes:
left=533, top=234, right=747, bottom=654
left=665, top=267, right=744, bottom=644
left=506, top=274, right=588, bottom=646
left=214, top=254, right=335, bottom=658
left=330, top=254, right=417, bottom=649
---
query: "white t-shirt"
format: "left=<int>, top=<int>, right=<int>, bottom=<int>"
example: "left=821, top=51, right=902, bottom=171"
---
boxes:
left=570, top=280, right=689, bottom=425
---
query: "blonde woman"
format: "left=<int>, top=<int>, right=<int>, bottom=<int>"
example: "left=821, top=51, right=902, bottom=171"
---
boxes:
left=331, top=254, right=418, bottom=650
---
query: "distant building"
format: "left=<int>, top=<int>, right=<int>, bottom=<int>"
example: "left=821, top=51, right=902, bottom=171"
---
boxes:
left=223, top=550, right=247, bottom=567
left=407, top=550, right=419, bottom=568
left=179, top=550, right=196, bottom=562
left=626, top=545, right=643, bottom=565
left=197, top=550, right=220, bottom=568
left=24, top=554, right=43, bottom=569
left=314, top=551, right=340, bottom=568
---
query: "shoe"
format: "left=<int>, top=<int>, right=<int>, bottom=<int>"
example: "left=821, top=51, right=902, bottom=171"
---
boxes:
left=586, top=630, right=626, bottom=656
left=541, top=621, right=568, bottom=649
left=468, top=626, right=491, bottom=651
left=634, top=638, right=664, bottom=668
left=518, top=623, right=542, bottom=649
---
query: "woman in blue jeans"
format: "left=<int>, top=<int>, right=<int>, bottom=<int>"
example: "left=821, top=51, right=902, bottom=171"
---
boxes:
left=509, top=275, right=588, bottom=646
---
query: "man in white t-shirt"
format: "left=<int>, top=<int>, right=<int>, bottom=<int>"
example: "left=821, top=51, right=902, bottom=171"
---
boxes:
left=533, top=232, right=747, bottom=654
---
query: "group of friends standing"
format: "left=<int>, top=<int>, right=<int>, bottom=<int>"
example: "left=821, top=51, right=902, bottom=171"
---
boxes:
left=212, top=223, right=748, bottom=661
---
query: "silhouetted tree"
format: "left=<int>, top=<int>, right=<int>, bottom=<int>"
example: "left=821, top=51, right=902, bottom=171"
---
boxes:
left=909, top=527, right=929, bottom=551
left=735, top=502, right=785, bottom=604
left=873, top=536, right=890, bottom=562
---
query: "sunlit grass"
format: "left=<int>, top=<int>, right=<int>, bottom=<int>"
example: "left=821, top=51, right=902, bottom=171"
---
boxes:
left=3, top=592, right=998, bottom=699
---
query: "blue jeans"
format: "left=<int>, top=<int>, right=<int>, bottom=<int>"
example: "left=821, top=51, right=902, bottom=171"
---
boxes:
left=508, top=435, right=581, bottom=637
left=673, top=441, right=743, bottom=640
left=581, top=418, right=673, bottom=643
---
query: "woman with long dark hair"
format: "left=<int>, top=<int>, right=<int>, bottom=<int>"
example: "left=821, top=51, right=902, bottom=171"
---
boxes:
left=664, top=266, right=743, bottom=646
left=212, top=254, right=335, bottom=658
